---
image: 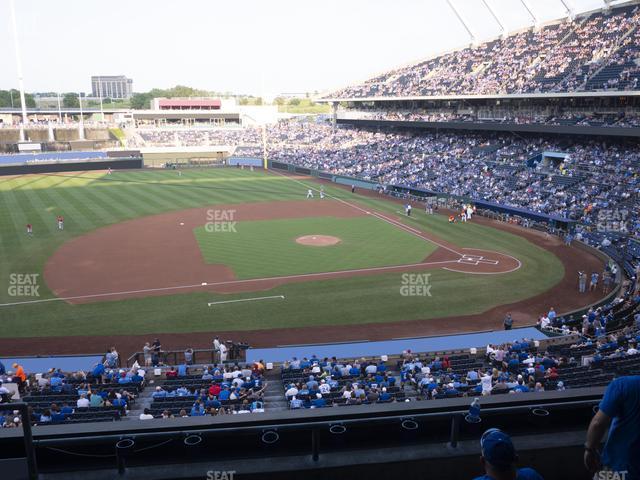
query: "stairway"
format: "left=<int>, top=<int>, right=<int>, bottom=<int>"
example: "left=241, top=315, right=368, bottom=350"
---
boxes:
left=263, top=370, right=289, bottom=413
left=581, top=24, right=638, bottom=90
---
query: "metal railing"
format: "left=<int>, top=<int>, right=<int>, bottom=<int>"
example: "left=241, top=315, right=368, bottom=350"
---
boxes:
left=0, top=402, right=37, bottom=479
left=126, top=348, right=242, bottom=368
left=8, top=393, right=601, bottom=477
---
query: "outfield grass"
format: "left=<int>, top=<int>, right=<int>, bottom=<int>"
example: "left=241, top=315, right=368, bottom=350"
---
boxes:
left=0, top=168, right=564, bottom=338
left=194, top=216, right=436, bottom=278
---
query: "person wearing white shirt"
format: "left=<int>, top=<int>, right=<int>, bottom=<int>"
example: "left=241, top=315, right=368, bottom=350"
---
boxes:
left=540, top=316, right=551, bottom=329
left=139, top=408, right=154, bottom=420
left=219, top=343, right=228, bottom=362
left=213, top=337, right=221, bottom=362
left=365, top=364, right=377, bottom=375
left=481, top=374, right=493, bottom=396
left=284, top=385, right=298, bottom=399
left=232, top=377, right=244, bottom=388
left=319, top=381, right=331, bottom=394
left=77, top=394, right=90, bottom=408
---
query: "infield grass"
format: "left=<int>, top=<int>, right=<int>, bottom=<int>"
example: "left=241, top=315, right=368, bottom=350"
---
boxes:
left=194, top=216, right=436, bottom=278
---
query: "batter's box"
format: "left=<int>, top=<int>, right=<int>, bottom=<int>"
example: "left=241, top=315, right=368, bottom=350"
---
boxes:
left=458, top=254, right=500, bottom=266
left=458, top=256, right=481, bottom=265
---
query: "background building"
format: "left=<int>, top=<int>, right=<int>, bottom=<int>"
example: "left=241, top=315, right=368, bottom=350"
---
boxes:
left=91, top=75, right=133, bottom=99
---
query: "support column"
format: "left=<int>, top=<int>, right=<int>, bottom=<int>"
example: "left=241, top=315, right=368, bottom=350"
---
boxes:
left=481, top=0, right=506, bottom=37
left=445, top=0, right=476, bottom=44
left=559, top=0, right=574, bottom=20
left=331, top=102, right=337, bottom=128
left=520, top=0, right=538, bottom=28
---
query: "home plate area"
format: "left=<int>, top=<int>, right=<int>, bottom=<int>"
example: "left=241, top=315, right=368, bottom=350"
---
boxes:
left=457, top=254, right=499, bottom=266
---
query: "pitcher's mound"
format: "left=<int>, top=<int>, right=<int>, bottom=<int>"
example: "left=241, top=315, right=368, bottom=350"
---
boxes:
left=296, top=235, right=341, bottom=247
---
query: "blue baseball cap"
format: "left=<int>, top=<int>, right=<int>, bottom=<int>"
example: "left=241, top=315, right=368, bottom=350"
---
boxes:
left=480, top=428, right=516, bottom=469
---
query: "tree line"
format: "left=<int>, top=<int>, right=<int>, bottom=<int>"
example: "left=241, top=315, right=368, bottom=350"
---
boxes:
left=0, top=89, right=36, bottom=108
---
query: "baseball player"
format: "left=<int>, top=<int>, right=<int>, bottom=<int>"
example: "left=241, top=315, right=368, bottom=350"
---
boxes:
left=589, top=271, right=599, bottom=292
left=57, top=215, right=64, bottom=231
left=26, top=224, right=33, bottom=236
left=107, top=167, right=112, bottom=175
left=306, top=189, right=314, bottom=199
left=578, top=271, right=587, bottom=293
left=320, top=187, right=325, bottom=199
left=405, top=204, right=412, bottom=216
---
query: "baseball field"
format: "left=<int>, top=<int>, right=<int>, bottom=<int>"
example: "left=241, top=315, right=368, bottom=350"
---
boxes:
left=0, top=167, right=606, bottom=356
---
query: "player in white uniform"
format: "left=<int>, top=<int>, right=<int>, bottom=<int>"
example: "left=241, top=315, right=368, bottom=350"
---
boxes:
left=320, top=187, right=325, bottom=199
left=306, top=189, right=314, bottom=199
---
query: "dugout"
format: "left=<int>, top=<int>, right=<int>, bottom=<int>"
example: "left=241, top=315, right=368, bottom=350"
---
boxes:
left=141, top=146, right=230, bottom=168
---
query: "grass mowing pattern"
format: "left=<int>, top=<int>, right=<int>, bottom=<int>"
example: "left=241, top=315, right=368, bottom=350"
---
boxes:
left=194, top=216, right=436, bottom=279
left=0, top=168, right=564, bottom=337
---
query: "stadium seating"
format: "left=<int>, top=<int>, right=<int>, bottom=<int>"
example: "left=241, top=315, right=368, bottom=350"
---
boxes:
left=326, top=4, right=640, bottom=98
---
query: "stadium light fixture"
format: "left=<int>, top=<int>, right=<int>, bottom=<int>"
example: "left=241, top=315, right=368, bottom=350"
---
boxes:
left=9, top=0, right=28, bottom=139
left=445, top=0, right=476, bottom=45
left=481, top=0, right=506, bottom=38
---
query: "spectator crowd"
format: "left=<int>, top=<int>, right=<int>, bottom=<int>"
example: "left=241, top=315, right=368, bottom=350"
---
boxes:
left=327, top=4, right=640, bottom=98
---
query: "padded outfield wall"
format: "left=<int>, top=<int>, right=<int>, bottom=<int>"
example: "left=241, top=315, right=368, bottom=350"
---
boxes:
left=0, top=151, right=142, bottom=176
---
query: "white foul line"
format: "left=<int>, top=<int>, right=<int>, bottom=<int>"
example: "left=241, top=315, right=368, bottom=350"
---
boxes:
left=207, top=295, right=285, bottom=307
left=0, top=258, right=460, bottom=307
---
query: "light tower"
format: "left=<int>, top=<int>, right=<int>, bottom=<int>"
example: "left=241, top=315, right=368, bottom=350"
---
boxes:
left=9, top=0, right=28, bottom=140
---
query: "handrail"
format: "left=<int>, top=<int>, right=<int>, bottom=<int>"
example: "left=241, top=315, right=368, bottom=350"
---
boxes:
left=0, top=402, right=37, bottom=479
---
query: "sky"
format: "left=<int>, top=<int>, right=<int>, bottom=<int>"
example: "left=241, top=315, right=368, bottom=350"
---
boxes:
left=0, top=0, right=624, bottom=97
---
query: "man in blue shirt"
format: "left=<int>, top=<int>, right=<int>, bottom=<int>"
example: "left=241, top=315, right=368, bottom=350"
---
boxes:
left=218, top=387, right=231, bottom=401
left=585, top=375, right=640, bottom=479
left=290, top=396, right=303, bottom=409
left=49, top=375, right=63, bottom=392
left=474, top=428, right=544, bottom=480
left=311, top=393, right=326, bottom=408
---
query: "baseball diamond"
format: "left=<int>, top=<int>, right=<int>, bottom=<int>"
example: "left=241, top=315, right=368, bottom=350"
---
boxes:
left=2, top=2, right=640, bottom=477
left=0, top=167, right=604, bottom=354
